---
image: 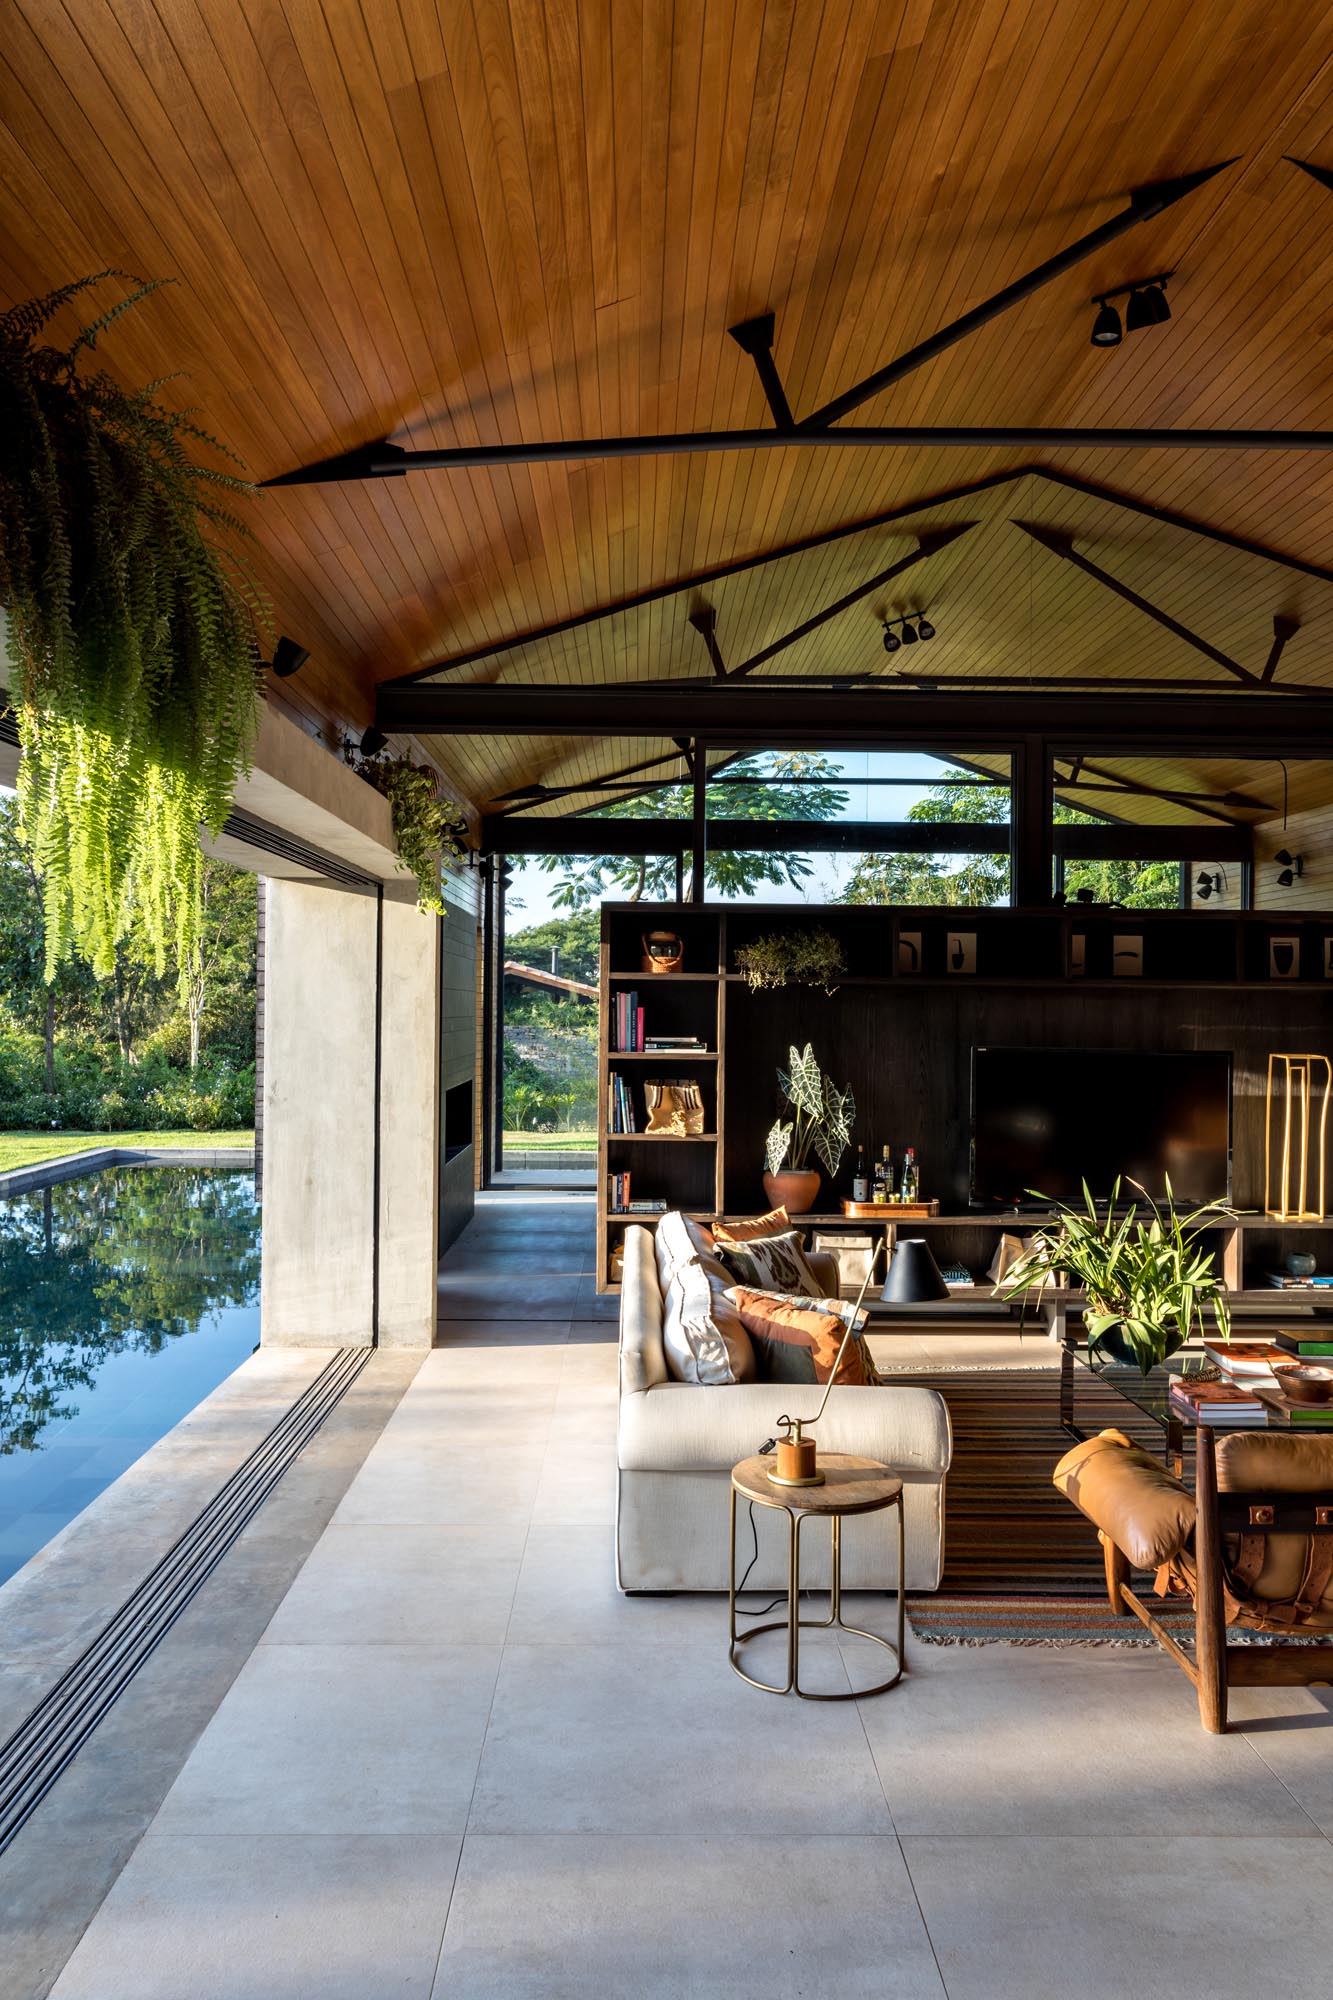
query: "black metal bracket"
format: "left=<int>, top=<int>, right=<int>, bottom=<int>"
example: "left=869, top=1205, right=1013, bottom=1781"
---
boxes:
left=688, top=606, right=729, bottom=679
left=727, top=313, right=794, bottom=429
left=1261, top=614, right=1300, bottom=685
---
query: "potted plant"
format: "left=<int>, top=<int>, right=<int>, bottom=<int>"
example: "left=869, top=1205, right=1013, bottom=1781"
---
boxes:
left=736, top=926, right=845, bottom=993
left=343, top=739, right=468, bottom=914
left=763, top=1042, right=855, bottom=1214
left=998, top=1177, right=1234, bottom=1373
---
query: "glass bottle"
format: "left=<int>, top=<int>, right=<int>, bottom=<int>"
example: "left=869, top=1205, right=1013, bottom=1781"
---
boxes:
left=852, top=1144, right=869, bottom=1203
left=900, top=1147, right=919, bottom=1204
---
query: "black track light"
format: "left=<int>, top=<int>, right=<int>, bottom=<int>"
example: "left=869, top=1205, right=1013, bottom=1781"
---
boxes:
left=1124, top=288, right=1154, bottom=333
left=1275, top=849, right=1305, bottom=888
left=1195, top=868, right=1225, bottom=902
left=270, top=635, right=311, bottom=679
left=1140, top=281, right=1170, bottom=324
left=359, top=725, right=388, bottom=759
left=900, top=621, right=919, bottom=645
left=882, top=625, right=901, bottom=655
left=916, top=616, right=935, bottom=641
left=1090, top=300, right=1122, bottom=347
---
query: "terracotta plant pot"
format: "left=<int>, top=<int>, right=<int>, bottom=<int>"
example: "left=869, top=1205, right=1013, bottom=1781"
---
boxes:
left=762, top=1168, right=822, bottom=1217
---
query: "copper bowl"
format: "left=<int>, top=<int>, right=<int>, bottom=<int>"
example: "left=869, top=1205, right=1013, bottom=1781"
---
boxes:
left=1273, top=1363, right=1333, bottom=1405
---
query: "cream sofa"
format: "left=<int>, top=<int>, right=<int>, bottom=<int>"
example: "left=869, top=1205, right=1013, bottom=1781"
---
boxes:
left=616, top=1223, right=952, bottom=1592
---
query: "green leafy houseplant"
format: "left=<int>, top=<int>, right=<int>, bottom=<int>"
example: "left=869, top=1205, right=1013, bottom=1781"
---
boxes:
left=736, top=926, right=846, bottom=993
left=764, top=1042, right=855, bottom=1181
left=998, top=1177, right=1234, bottom=1373
left=344, top=741, right=468, bottom=915
left=0, top=274, right=266, bottom=995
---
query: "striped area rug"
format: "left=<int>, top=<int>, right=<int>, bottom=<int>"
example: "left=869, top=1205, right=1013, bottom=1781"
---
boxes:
left=897, top=1364, right=1184, bottom=1645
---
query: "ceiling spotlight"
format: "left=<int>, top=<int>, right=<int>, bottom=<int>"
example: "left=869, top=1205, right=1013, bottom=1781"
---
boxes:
left=1275, top=849, right=1305, bottom=888
left=270, top=636, right=310, bottom=679
left=916, top=616, right=935, bottom=641
left=882, top=625, right=901, bottom=655
left=1139, top=281, right=1170, bottom=324
left=900, top=621, right=919, bottom=645
left=1124, top=288, right=1154, bottom=333
left=359, top=725, right=388, bottom=758
left=1195, top=868, right=1225, bottom=902
left=1090, top=300, right=1122, bottom=347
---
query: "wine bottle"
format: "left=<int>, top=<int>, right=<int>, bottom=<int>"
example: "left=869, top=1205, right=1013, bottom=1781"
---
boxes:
left=900, top=1146, right=918, bottom=1203
left=852, top=1144, right=869, bottom=1203
left=871, top=1155, right=887, bottom=1203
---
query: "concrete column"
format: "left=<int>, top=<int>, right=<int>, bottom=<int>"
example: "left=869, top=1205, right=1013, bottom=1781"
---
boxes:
left=260, top=878, right=440, bottom=1349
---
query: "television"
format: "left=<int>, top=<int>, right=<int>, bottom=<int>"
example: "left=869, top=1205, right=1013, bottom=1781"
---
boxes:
left=970, top=1047, right=1232, bottom=1209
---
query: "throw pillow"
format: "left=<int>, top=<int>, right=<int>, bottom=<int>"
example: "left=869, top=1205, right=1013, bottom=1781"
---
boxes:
left=654, top=1209, right=716, bottom=1291
left=712, top=1206, right=791, bottom=1244
left=714, top=1228, right=822, bottom=1297
left=662, top=1258, right=756, bottom=1385
left=727, top=1287, right=869, bottom=1386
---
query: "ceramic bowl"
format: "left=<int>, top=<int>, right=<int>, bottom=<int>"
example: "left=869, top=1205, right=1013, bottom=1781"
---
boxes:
left=1273, top=1363, right=1333, bottom=1404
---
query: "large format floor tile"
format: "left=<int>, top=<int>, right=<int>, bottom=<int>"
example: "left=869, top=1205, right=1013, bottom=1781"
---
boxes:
left=262, top=1523, right=527, bottom=1646
left=152, top=1642, right=500, bottom=1836
left=902, top=1834, right=1333, bottom=2000
left=469, top=1640, right=890, bottom=1834
left=855, top=1641, right=1320, bottom=1835
left=50, top=1832, right=461, bottom=2000
left=433, top=1834, right=947, bottom=1999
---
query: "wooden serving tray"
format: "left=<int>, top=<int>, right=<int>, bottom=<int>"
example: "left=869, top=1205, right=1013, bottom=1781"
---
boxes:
left=840, top=1199, right=940, bottom=1220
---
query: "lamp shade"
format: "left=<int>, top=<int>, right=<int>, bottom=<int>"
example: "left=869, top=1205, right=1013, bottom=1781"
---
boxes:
left=880, top=1237, right=950, bottom=1304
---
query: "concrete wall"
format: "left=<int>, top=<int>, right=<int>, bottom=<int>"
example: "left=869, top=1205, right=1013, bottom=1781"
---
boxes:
left=260, top=877, right=442, bottom=1349
left=439, top=867, right=478, bottom=1254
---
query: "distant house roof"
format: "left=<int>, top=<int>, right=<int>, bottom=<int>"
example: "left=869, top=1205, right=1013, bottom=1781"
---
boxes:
left=503, top=959, right=597, bottom=1000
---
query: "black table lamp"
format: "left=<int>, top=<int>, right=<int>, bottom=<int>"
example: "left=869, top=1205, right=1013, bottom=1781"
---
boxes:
left=880, top=1237, right=950, bottom=1305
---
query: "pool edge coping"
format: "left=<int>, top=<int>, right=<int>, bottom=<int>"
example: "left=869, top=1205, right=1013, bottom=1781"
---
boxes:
left=0, top=1145, right=257, bottom=1199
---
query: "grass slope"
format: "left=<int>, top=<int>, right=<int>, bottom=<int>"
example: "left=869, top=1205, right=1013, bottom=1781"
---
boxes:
left=0, top=1129, right=254, bottom=1173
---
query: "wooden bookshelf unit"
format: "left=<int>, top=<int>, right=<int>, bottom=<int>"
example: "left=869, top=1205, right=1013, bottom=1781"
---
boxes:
left=594, top=901, right=1333, bottom=1293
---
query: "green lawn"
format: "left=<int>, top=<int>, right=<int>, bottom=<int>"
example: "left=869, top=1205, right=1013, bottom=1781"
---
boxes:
left=0, top=1129, right=254, bottom=1174
left=501, top=1130, right=597, bottom=1152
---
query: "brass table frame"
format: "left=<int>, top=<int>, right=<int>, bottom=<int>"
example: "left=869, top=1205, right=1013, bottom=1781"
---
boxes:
left=727, top=1473, right=905, bottom=1700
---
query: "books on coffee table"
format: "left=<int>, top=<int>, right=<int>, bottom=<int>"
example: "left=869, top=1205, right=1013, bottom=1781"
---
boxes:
left=1168, top=1378, right=1268, bottom=1425
left=1202, top=1340, right=1290, bottom=1378
left=1274, top=1332, right=1333, bottom=1358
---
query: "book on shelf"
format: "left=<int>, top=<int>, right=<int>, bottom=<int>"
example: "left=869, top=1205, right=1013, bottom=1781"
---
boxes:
left=1273, top=1332, right=1333, bottom=1357
left=1202, top=1340, right=1291, bottom=1377
left=1266, top=1272, right=1333, bottom=1289
left=1168, top=1378, right=1269, bottom=1425
left=611, top=989, right=645, bottom=1053
left=643, top=1038, right=708, bottom=1053
left=608, top=1072, right=637, bottom=1133
left=604, top=1170, right=665, bottom=1215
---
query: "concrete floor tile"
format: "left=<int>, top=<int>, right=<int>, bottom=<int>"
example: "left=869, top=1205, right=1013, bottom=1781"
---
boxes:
left=901, top=1835, right=1333, bottom=2000
left=530, top=1437, right=618, bottom=1524
left=470, top=1641, right=890, bottom=1834
left=152, top=1642, right=500, bottom=1836
left=433, top=1834, right=946, bottom=1999
left=262, top=1523, right=526, bottom=1645
left=49, top=1831, right=460, bottom=2000
left=1233, top=1682, right=1333, bottom=1831
left=509, top=1524, right=720, bottom=1647
left=332, top=1444, right=543, bottom=1526
left=855, top=1642, right=1319, bottom=1834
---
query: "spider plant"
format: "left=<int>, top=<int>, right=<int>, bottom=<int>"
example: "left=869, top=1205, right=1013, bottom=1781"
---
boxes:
left=997, top=1176, right=1234, bottom=1373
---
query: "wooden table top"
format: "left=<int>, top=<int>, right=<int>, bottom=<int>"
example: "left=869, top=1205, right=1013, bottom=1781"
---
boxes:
left=731, top=1453, right=903, bottom=1515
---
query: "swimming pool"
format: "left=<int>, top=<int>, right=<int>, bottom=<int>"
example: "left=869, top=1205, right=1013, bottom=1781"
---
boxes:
left=0, top=1165, right=260, bottom=1585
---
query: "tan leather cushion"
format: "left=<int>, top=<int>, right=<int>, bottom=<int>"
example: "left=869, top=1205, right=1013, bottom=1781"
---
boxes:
left=713, top=1206, right=791, bottom=1244
left=1053, top=1429, right=1196, bottom=1569
left=1216, top=1431, right=1333, bottom=1493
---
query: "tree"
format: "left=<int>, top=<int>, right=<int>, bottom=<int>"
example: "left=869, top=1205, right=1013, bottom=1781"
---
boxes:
left=179, top=862, right=258, bottom=1069
left=506, top=908, right=600, bottom=984
left=0, top=798, right=95, bottom=1088
left=535, top=753, right=849, bottom=909
left=841, top=780, right=1182, bottom=908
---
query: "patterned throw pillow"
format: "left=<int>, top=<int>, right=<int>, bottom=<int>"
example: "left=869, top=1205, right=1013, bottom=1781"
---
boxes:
left=726, top=1287, right=869, bottom=1385
left=712, top=1206, right=791, bottom=1244
left=713, top=1229, right=822, bottom=1297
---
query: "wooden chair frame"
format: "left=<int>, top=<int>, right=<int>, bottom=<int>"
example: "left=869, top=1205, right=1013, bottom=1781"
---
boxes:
left=1099, top=1424, right=1333, bottom=1733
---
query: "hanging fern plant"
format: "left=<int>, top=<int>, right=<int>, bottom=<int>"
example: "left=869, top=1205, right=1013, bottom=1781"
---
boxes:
left=0, top=273, right=266, bottom=995
left=344, top=739, right=469, bottom=914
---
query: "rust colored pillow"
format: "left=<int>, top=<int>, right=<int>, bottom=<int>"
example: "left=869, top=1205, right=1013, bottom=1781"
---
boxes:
left=713, top=1206, right=791, bottom=1245
left=728, top=1286, right=868, bottom=1386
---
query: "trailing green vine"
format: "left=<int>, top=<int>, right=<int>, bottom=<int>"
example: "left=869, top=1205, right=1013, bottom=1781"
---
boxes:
left=0, top=273, right=266, bottom=996
left=343, top=741, right=469, bottom=914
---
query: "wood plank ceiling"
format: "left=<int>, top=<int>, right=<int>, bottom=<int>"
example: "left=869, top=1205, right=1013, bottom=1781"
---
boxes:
left=4, top=0, right=1333, bottom=825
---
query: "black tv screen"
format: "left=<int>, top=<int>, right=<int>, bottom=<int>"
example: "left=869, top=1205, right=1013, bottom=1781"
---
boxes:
left=970, top=1047, right=1232, bottom=1208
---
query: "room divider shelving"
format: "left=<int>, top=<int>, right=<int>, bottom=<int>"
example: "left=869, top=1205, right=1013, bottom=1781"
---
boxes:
left=595, top=902, right=1333, bottom=1292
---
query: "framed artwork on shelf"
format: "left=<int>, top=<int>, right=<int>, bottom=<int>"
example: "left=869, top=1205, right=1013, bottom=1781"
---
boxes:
left=1112, top=934, right=1143, bottom=978
left=1269, top=936, right=1300, bottom=981
left=946, top=930, right=977, bottom=975
left=1067, top=932, right=1087, bottom=978
left=1325, top=937, right=1333, bottom=980
left=897, top=930, right=922, bottom=974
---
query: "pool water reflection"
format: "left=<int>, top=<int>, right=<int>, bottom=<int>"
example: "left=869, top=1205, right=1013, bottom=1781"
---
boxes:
left=0, top=1166, right=261, bottom=1584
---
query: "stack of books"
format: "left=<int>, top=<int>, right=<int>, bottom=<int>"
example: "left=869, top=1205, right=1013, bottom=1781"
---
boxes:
left=642, top=1032, right=708, bottom=1055
left=606, top=1173, right=666, bottom=1215
left=611, top=990, right=645, bottom=1051
left=1168, top=1377, right=1269, bottom=1426
left=1274, top=1331, right=1333, bottom=1359
left=1202, top=1340, right=1291, bottom=1379
left=608, top=1074, right=637, bottom=1132
left=1266, top=1271, right=1333, bottom=1290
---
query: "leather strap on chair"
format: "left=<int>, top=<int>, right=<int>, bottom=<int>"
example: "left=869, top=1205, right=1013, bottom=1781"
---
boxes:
left=1231, top=1533, right=1267, bottom=1592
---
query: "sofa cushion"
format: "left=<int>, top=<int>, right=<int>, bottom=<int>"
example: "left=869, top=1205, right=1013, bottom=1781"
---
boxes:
left=729, top=1287, right=870, bottom=1385
left=1052, top=1428, right=1196, bottom=1570
left=713, top=1206, right=791, bottom=1244
left=654, top=1210, right=716, bottom=1292
left=713, top=1229, right=822, bottom=1297
left=661, top=1257, right=756, bottom=1385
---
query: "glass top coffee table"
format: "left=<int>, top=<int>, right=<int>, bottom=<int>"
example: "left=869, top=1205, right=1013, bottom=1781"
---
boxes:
left=1059, top=1334, right=1333, bottom=1477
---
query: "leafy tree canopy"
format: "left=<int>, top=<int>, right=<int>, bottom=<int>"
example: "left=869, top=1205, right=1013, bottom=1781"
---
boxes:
left=534, top=753, right=849, bottom=908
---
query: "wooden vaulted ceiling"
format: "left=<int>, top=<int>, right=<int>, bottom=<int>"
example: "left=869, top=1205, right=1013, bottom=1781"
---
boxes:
left=5, top=0, right=1333, bottom=826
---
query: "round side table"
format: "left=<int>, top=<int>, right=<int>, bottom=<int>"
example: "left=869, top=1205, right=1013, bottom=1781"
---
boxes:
left=728, top=1452, right=905, bottom=1700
